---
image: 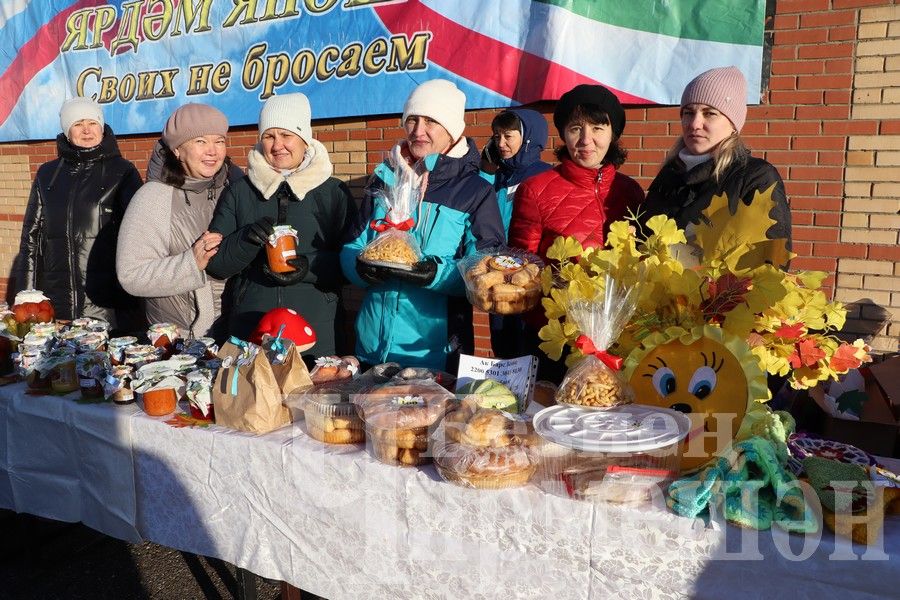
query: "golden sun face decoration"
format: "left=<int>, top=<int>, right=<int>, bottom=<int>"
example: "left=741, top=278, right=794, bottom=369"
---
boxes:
left=624, top=325, right=769, bottom=473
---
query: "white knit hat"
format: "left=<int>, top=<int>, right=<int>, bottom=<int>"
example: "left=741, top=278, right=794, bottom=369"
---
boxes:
left=259, top=93, right=312, bottom=143
left=402, top=79, right=466, bottom=141
left=59, top=97, right=104, bottom=135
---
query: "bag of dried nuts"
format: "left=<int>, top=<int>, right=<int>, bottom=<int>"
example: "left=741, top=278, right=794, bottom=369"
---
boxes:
left=358, top=149, right=424, bottom=270
left=556, top=277, right=640, bottom=409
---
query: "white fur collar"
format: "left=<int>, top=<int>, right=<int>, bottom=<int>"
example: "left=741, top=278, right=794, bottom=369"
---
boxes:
left=247, top=138, right=333, bottom=200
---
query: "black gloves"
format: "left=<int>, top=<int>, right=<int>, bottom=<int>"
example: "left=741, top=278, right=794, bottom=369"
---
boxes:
left=245, top=216, right=274, bottom=247
left=356, top=258, right=389, bottom=286
left=356, top=256, right=438, bottom=287
left=392, top=257, right=438, bottom=286
left=264, top=255, right=309, bottom=285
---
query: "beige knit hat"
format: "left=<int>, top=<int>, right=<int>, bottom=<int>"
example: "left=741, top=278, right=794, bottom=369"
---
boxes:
left=259, top=93, right=312, bottom=143
left=162, top=103, right=229, bottom=150
left=402, top=79, right=467, bottom=141
left=680, top=66, right=748, bottom=131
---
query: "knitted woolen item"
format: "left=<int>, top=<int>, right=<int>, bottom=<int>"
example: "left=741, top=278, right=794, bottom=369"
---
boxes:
left=162, top=103, right=229, bottom=150
left=680, top=66, right=748, bottom=131
left=259, top=93, right=312, bottom=143
left=402, top=79, right=467, bottom=141
left=60, top=97, right=104, bottom=134
left=667, top=436, right=817, bottom=533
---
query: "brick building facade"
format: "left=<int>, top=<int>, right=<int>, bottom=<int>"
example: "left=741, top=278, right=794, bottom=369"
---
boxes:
left=0, top=0, right=897, bottom=354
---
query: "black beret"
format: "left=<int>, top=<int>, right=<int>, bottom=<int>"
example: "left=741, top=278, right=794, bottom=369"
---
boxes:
left=553, top=84, right=626, bottom=138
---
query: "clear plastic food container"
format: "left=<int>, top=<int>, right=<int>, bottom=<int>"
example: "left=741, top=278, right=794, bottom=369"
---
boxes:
left=353, top=380, right=457, bottom=467
left=531, top=404, right=689, bottom=504
left=458, top=248, right=543, bottom=314
left=432, top=399, right=542, bottom=489
left=302, top=393, right=366, bottom=444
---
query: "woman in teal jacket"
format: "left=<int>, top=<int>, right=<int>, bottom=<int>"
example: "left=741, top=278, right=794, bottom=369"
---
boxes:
left=340, top=79, right=505, bottom=370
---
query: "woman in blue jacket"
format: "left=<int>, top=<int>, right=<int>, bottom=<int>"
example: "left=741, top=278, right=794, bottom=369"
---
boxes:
left=480, top=107, right=552, bottom=232
left=480, top=108, right=552, bottom=358
left=341, top=79, right=505, bottom=370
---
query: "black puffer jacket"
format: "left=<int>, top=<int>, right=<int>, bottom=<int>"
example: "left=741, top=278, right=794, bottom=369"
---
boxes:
left=13, top=126, right=143, bottom=322
left=643, top=148, right=791, bottom=252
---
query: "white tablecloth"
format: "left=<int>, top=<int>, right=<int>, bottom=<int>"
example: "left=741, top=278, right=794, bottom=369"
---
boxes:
left=1, top=381, right=898, bottom=599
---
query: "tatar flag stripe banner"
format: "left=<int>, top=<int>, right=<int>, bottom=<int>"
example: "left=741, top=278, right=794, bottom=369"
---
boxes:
left=0, top=0, right=765, bottom=142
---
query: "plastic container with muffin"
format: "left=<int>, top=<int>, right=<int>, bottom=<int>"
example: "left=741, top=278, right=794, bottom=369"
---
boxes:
left=432, top=396, right=543, bottom=489
left=459, top=248, right=544, bottom=314
left=531, top=404, right=690, bottom=504
left=353, top=379, right=457, bottom=466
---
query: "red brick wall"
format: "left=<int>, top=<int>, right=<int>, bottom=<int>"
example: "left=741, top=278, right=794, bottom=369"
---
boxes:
left=1, top=0, right=897, bottom=355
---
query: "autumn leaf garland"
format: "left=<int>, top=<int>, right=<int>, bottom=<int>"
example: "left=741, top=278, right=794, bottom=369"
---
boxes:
left=538, top=187, right=871, bottom=390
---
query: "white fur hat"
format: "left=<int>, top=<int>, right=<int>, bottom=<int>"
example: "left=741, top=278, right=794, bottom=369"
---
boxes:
left=402, top=79, right=466, bottom=141
left=259, top=93, right=312, bottom=143
left=60, top=97, right=104, bottom=135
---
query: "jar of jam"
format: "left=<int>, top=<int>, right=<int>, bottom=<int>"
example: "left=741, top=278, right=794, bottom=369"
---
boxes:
left=76, top=352, right=110, bottom=400
left=140, top=387, right=178, bottom=416
left=124, top=344, right=161, bottom=368
left=104, top=365, right=135, bottom=405
left=265, top=225, right=299, bottom=273
left=185, top=370, right=214, bottom=420
left=147, top=323, right=179, bottom=357
left=50, top=355, right=79, bottom=394
left=108, top=336, right=137, bottom=365
left=77, top=332, right=108, bottom=354
left=25, top=356, right=52, bottom=392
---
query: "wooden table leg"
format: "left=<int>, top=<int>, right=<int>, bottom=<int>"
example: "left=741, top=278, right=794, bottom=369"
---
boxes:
left=235, top=567, right=258, bottom=600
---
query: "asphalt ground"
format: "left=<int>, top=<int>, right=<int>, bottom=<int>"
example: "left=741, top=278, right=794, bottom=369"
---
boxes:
left=0, top=510, right=283, bottom=600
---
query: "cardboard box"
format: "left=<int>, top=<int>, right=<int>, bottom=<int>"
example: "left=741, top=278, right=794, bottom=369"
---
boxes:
left=809, top=358, right=900, bottom=458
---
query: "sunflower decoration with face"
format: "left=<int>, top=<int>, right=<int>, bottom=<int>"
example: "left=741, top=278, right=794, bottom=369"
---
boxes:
left=624, top=324, right=768, bottom=472
left=539, top=187, right=871, bottom=473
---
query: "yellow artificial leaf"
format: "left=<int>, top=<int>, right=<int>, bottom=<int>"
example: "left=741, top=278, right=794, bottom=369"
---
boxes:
left=695, top=185, right=790, bottom=269
left=645, top=215, right=686, bottom=245
left=797, top=271, right=828, bottom=290
left=542, top=296, right=566, bottom=321
left=541, top=265, right=554, bottom=294
left=743, top=265, right=788, bottom=313
left=822, top=301, right=847, bottom=330
left=722, top=304, right=757, bottom=339
left=538, top=319, right=576, bottom=360
left=546, top=236, right=583, bottom=262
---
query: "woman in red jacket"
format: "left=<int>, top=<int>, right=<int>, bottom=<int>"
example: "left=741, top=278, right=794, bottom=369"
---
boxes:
left=509, top=84, right=644, bottom=381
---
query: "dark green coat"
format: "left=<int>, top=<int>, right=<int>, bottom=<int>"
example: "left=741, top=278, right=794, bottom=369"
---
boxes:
left=207, top=141, right=354, bottom=357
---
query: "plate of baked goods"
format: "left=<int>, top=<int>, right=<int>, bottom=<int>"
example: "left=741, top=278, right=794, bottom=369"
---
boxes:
left=459, top=248, right=543, bottom=314
left=433, top=396, right=543, bottom=489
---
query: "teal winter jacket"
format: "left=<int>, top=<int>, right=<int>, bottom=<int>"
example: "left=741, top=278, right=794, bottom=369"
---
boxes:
left=340, top=139, right=504, bottom=370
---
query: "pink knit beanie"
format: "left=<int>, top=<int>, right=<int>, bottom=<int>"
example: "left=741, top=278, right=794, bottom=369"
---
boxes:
left=680, top=66, right=747, bottom=131
left=162, top=103, right=229, bottom=150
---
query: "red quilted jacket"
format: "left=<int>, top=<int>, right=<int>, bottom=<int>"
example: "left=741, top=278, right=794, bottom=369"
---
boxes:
left=509, top=158, right=644, bottom=261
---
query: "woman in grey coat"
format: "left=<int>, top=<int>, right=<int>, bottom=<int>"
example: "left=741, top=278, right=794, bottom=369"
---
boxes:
left=116, top=103, right=241, bottom=338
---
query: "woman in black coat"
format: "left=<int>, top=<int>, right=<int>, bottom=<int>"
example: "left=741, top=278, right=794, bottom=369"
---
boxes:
left=642, top=66, right=791, bottom=268
left=13, top=97, right=143, bottom=328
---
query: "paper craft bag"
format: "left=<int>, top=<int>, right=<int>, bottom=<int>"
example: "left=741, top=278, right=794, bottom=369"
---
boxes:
left=271, top=345, right=314, bottom=401
left=213, top=340, right=291, bottom=434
